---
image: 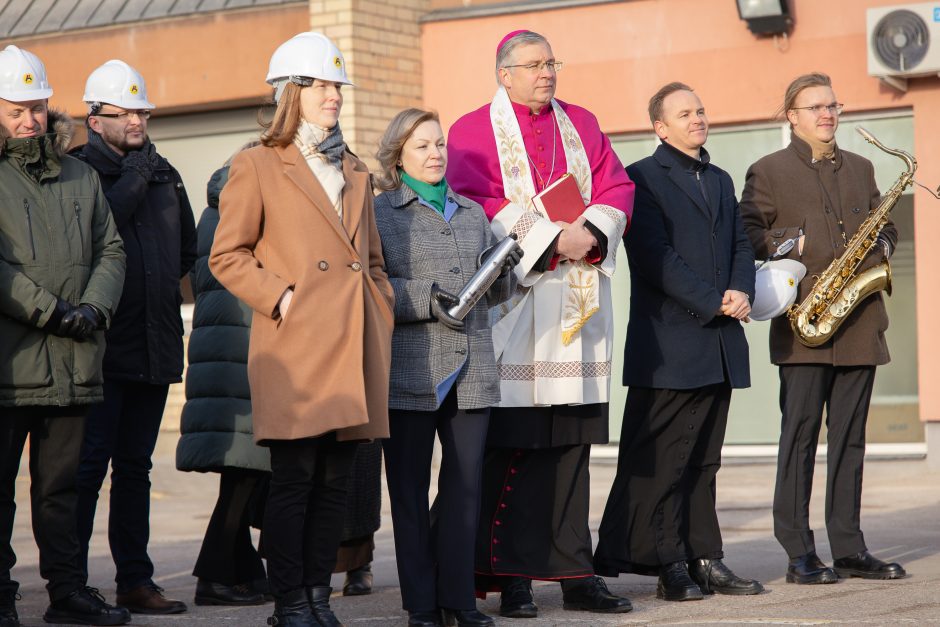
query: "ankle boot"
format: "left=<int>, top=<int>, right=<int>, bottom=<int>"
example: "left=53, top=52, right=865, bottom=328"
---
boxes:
left=267, top=589, right=315, bottom=626
left=305, top=586, right=342, bottom=627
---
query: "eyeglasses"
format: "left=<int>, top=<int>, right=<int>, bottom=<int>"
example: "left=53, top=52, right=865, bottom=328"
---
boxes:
left=93, top=110, right=151, bottom=120
left=790, top=103, right=844, bottom=116
left=502, top=61, right=563, bottom=73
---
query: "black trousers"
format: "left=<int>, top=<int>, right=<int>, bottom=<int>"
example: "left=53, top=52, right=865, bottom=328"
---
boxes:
left=75, top=380, right=168, bottom=593
left=193, top=470, right=268, bottom=586
left=263, top=432, right=357, bottom=596
left=383, top=393, right=489, bottom=612
left=774, top=365, right=875, bottom=560
left=594, top=383, right=730, bottom=576
left=0, top=406, right=87, bottom=602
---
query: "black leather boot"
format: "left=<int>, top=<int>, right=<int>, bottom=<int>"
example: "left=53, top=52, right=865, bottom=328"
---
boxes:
left=786, top=552, right=838, bottom=585
left=688, top=558, right=764, bottom=595
left=306, top=586, right=342, bottom=627
left=267, top=589, right=316, bottom=626
left=342, top=564, right=373, bottom=596
left=657, top=561, right=704, bottom=601
left=43, top=587, right=131, bottom=625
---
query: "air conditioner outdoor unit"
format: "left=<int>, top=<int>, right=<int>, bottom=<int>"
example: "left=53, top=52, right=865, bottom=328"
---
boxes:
left=867, top=3, right=940, bottom=90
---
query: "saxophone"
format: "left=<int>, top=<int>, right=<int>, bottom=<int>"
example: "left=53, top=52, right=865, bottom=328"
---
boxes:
left=787, top=126, right=914, bottom=347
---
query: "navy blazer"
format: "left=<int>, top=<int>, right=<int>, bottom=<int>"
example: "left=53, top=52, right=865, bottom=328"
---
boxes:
left=622, top=143, right=755, bottom=390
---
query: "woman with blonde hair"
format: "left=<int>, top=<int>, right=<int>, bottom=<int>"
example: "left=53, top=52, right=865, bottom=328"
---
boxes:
left=209, top=32, right=394, bottom=627
left=374, top=108, right=521, bottom=627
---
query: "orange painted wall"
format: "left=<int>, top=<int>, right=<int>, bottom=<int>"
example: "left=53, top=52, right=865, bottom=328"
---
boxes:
left=7, top=5, right=309, bottom=117
left=422, top=0, right=940, bottom=422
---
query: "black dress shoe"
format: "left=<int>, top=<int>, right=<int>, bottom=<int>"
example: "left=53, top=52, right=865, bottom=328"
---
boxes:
left=267, top=588, right=315, bottom=626
left=43, top=587, right=131, bottom=626
left=441, top=608, right=495, bottom=627
left=343, top=563, right=374, bottom=596
left=688, top=558, right=764, bottom=595
left=657, top=561, right=705, bottom=601
left=834, top=551, right=907, bottom=580
left=254, top=578, right=275, bottom=602
left=408, top=610, right=443, bottom=626
left=195, top=578, right=266, bottom=606
left=499, top=576, right=537, bottom=618
left=561, top=576, right=633, bottom=613
left=786, top=552, right=838, bottom=584
left=0, top=592, right=19, bottom=627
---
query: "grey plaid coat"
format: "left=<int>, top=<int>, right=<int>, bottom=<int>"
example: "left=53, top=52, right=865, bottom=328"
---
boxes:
left=375, top=183, right=513, bottom=412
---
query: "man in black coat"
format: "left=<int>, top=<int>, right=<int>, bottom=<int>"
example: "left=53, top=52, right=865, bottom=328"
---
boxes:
left=593, top=82, right=763, bottom=601
left=70, top=60, right=196, bottom=615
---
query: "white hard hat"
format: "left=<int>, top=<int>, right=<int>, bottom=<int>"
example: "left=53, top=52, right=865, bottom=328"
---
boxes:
left=266, top=32, right=353, bottom=88
left=0, top=45, right=52, bottom=102
left=751, top=259, right=807, bottom=321
left=83, top=60, right=155, bottom=111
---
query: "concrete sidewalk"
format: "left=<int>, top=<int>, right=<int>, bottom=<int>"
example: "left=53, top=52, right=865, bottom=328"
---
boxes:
left=9, top=431, right=940, bottom=626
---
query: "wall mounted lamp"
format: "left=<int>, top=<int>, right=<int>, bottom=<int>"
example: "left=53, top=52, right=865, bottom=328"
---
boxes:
left=736, top=0, right=793, bottom=36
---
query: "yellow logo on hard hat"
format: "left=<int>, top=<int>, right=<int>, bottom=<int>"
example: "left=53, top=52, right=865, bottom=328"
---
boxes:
left=788, top=278, right=795, bottom=287
left=129, top=84, right=139, bottom=95
left=333, top=56, right=342, bottom=69
left=23, top=73, right=33, bottom=85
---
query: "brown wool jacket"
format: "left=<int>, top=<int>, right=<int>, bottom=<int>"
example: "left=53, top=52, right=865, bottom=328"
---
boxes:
left=739, top=133, right=898, bottom=366
left=209, top=143, right=394, bottom=443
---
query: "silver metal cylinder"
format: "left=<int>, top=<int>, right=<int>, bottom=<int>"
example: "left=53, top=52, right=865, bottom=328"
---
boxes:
left=448, top=235, right=517, bottom=320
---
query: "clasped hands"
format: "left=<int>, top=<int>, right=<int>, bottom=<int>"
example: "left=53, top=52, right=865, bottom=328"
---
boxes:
left=720, top=290, right=751, bottom=322
left=44, top=299, right=102, bottom=340
left=555, top=215, right=597, bottom=262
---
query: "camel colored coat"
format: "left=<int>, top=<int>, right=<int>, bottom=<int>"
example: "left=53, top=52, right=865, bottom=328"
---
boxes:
left=209, top=143, right=394, bottom=443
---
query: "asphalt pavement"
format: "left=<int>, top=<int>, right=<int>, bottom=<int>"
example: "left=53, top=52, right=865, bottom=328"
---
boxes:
left=8, top=430, right=940, bottom=626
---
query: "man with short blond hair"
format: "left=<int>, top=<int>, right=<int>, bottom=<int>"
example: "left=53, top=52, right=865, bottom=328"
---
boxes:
left=740, top=72, right=904, bottom=584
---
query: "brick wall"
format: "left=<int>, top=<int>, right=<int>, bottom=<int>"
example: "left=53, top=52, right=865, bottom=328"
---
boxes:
left=310, top=0, right=429, bottom=170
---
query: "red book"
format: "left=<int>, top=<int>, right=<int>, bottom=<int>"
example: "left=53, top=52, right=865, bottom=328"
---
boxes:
left=530, top=173, right=585, bottom=223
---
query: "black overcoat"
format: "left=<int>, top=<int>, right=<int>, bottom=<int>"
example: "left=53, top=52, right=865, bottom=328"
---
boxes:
left=72, top=140, right=197, bottom=384
left=622, top=143, right=754, bottom=390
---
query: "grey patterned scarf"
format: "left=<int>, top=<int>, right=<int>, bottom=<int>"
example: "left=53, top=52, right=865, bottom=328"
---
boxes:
left=296, top=123, right=346, bottom=170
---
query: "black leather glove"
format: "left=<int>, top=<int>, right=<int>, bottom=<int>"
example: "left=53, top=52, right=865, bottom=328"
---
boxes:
left=480, top=234, right=524, bottom=275
left=502, top=242, right=524, bottom=272
left=60, top=304, right=102, bottom=341
left=41, top=298, right=73, bottom=336
left=429, top=284, right=464, bottom=331
left=121, top=149, right=153, bottom=180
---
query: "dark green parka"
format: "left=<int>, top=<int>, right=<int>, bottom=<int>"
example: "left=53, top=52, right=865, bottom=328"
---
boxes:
left=0, top=111, right=125, bottom=407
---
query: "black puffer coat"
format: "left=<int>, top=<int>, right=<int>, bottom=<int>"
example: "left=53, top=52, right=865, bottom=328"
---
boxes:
left=177, top=166, right=270, bottom=473
left=71, top=136, right=196, bottom=384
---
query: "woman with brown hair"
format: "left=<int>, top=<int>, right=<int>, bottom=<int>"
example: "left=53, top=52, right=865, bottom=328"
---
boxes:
left=374, top=108, right=521, bottom=627
left=209, top=32, right=394, bottom=627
